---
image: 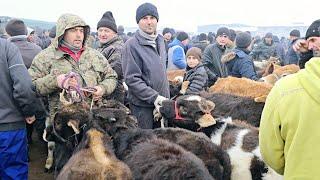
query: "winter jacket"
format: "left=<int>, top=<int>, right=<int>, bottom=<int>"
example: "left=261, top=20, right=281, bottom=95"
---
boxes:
left=122, top=31, right=170, bottom=107
left=223, top=48, right=258, bottom=80
left=167, top=38, right=187, bottom=70
left=0, top=39, right=38, bottom=131
left=97, top=35, right=124, bottom=79
left=203, top=43, right=228, bottom=86
left=260, top=57, right=320, bottom=179
left=285, top=39, right=300, bottom=65
left=250, top=40, right=277, bottom=61
left=273, top=36, right=286, bottom=63
left=183, top=63, right=208, bottom=94
left=8, top=35, right=42, bottom=68
left=29, top=14, right=117, bottom=120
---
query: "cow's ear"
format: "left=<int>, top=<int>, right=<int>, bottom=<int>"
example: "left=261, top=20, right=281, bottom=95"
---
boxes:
left=67, top=119, right=80, bottom=134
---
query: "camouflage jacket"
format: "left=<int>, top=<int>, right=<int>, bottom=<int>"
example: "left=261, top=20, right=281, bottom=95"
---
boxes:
left=249, top=41, right=277, bottom=61
left=97, top=35, right=124, bottom=79
left=28, top=14, right=117, bottom=119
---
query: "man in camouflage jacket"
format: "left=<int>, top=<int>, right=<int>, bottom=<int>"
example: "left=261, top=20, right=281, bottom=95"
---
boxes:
left=28, top=13, right=117, bottom=120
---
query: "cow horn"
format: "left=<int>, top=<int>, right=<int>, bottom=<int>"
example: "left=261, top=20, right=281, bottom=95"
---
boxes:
left=67, top=119, right=80, bottom=134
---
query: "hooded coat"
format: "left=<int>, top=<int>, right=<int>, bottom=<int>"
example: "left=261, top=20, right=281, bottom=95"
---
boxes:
left=260, top=57, right=320, bottom=179
left=28, top=14, right=117, bottom=119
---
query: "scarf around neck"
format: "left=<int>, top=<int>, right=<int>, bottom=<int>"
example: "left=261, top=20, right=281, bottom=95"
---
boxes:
left=139, top=28, right=158, bottom=48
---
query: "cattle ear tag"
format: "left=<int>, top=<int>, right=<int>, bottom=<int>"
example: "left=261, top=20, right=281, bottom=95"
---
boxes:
left=196, top=114, right=216, bottom=128
left=67, top=119, right=80, bottom=134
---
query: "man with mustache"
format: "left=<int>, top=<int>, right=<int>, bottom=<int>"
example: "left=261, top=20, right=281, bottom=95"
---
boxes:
left=122, top=2, right=170, bottom=129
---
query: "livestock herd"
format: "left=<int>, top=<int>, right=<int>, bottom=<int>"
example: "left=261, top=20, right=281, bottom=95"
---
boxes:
left=40, top=60, right=300, bottom=180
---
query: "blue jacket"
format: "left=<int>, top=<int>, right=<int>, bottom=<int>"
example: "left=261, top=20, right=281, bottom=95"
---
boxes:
left=0, top=39, right=39, bottom=131
left=285, top=39, right=300, bottom=65
left=223, top=48, right=258, bottom=81
left=122, top=31, right=170, bottom=107
left=167, top=38, right=187, bottom=70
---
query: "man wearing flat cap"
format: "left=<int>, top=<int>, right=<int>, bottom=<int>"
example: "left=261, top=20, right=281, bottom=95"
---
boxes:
left=122, top=2, right=169, bottom=129
left=203, top=27, right=230, bottom=86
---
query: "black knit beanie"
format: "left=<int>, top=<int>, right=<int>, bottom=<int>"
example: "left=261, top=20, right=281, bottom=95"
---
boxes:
left=216, top=27, right=230, bottom=37
left=305, top=19, right=320, bottom=39
left=97, top=11, right=117, bottom=33
left=136, top=3, right=159, bottom=23
left=5, top=19, right=27, bottom=36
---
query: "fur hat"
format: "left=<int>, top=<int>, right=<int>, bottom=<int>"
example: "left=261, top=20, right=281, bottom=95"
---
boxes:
left=186, top=47, right=202, bottom=61
left=305, top=19, right=320, bottom=39
left=5, top=18, right=27, bottom=36
left=216, top=27, right=230, bottom=37
left=236, top=32, right=252, bottom=48
left=97, top=11, right=117, bottom=33
left=136, top=3, right=159, bottom=23
left=176, top=31, right=189, bottom=41
left=289, top=29, right=300, bottom=38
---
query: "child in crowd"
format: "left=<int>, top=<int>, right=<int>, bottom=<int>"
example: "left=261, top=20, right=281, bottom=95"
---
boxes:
left=182, top=47, right=208, bottom=94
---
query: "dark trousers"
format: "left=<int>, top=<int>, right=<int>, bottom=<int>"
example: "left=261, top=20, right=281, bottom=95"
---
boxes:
left=129, top=103, right=160, bottom=129
left=0, top=129, right=28, bottom=180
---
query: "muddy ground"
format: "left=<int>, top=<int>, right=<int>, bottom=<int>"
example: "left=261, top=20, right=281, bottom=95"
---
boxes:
left=28, top=134, right=54, bottom=180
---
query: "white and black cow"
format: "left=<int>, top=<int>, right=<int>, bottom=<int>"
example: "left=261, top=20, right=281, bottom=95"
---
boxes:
left=159, top=95, right=283, bottom=180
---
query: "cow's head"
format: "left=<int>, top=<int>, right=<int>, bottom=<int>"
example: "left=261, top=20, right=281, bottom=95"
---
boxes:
left=45, top=104, right=90, bottom=149
left=160, top=95, right=216, bottom=131
left=92, top=108, right=138, bottom=136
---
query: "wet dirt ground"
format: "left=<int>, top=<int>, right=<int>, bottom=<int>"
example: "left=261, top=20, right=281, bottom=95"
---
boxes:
left=28, top=134, right=54, bottom=180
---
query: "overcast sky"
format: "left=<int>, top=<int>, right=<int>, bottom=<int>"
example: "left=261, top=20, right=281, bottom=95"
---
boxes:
left=2, top=0, right=319, bottom=32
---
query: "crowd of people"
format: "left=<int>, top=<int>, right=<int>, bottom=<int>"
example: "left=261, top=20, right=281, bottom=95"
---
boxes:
left=0, top=2, right=320, bottom=179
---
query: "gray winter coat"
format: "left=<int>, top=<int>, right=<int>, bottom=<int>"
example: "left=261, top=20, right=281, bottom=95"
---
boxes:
left=122, top=31, right=170, bottom=107
left=0, top=39, right=38, bottom=131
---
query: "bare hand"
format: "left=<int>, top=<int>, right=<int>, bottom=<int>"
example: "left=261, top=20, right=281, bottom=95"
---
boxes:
left=293, top=39, right=309, bottom=53
left=93, top=86, right=105, bottom=101
left=25, top=116, right=36, bottom=124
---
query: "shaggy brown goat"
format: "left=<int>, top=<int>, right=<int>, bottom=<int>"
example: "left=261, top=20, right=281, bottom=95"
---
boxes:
left=57, top=129, right=132, bottom=180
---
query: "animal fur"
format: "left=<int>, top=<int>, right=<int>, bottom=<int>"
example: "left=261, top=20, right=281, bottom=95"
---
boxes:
left=209, top=77, right=272, bottom=102
left=124, top=138, right=214, bottom=180
left=57, top=129, right=132, bottom=180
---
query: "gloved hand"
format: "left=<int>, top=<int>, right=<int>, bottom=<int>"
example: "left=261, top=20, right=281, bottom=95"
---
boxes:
left=154, top=95, right=168, bottom=112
